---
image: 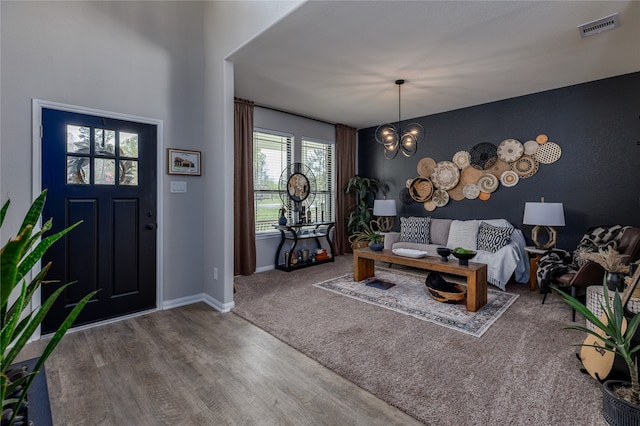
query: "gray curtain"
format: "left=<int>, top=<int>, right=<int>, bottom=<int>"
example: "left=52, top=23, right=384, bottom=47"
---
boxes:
left=335, top=124, right=356, bottom=255
left=234, top=98, right=256, bottom=275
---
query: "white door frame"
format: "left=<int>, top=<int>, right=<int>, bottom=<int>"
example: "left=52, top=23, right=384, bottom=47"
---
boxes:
left=31, top=99, right=164, bottom=337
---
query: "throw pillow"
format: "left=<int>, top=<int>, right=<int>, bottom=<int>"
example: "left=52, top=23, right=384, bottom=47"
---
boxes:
left=445, top=220, right=479, bottom=251
left=477, top=221, right=514, bottom=253
left=400, top=216, right=430, bottom=244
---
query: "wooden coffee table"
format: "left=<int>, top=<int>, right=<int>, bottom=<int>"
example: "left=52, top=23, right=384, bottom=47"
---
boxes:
left=353, top=248, right=488, bottom=312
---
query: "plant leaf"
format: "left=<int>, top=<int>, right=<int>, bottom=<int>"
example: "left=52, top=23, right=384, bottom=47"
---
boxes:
left=16, top=220, right=81, bottom=279
left=17, top=190, right=47, bottom=236
left=1, top=281, right=75, bottom=371
left=0, top=226, right=32, bottom=314
left=0, top=199, right=9, bottom=228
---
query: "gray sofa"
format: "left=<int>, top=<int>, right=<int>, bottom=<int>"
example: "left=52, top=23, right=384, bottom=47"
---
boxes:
left=383, top=217, right=530, bottom=291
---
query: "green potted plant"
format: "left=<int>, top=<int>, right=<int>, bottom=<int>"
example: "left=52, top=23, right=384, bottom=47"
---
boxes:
left=555, top=282, right=640, bottom=424
left=348, top=220, right=383, bottom=251
left=344, top=175, right=379, bottom=241
left=1, top=190, right=96, bottom=425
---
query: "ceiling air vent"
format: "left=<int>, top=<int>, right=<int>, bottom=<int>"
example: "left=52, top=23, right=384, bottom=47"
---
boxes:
left=578, top=13, right=621, bottom=38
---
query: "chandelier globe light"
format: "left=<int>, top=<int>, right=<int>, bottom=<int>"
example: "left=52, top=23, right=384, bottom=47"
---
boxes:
left=375, top=79, right=425, bottom=159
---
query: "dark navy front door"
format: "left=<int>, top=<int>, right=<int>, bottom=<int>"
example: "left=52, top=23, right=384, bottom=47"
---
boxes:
left=41, top=108, right=157, bottom=333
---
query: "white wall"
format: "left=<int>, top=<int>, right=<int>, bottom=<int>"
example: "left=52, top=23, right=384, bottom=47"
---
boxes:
left=202, top=1, right=303, bottom=304
left=0, top=0, right=305, bottom=314
left=253, top=107, right=335, bottom=271
left=0, top=1, right=206, bottom=304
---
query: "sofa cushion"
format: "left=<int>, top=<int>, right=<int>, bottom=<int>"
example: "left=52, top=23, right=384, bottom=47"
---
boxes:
left=400, top=216, right=430, bottom=244
left=477, top=221, right=514, bottom=253
left=446, top=220, right=479, bottom=251
left=429, top=218, right=453, bottom=246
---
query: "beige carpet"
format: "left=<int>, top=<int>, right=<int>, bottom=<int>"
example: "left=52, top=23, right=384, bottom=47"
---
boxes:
left=233, top=255, right=606, bottom=425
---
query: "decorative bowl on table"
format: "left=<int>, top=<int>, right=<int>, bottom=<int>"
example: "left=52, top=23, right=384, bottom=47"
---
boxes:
left=436, top=247, right=452, bottom=262
left=369, top=241, right=384, bottom=252
left=451, top=249, right=476, bottom=266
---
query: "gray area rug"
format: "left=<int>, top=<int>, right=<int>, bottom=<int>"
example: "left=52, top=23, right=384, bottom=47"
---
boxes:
left=233, top=255, right=606, bottom=425
left=314, top=268, right=518, bottom=337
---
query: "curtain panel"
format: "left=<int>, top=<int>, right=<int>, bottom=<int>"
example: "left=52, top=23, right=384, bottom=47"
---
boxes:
left=234, top=98, right=256, bottom=275
left=335, top=124, right=356, bottom=254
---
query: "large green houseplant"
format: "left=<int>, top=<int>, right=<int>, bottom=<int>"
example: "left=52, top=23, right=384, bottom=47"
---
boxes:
left=1, top=190, right=96, bottom=425
left=344, top=176, right=379, bottom=238
left=555, top=281, right=640, bottom=423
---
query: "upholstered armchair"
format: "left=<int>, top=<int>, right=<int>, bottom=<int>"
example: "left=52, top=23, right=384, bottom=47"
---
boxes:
left=539, top=226, right=640, bottom=321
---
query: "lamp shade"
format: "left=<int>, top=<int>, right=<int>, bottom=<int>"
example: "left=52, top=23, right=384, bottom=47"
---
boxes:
left=523, top=202, right=565, bottom=226
left=373, top=199, right=397, bottom=217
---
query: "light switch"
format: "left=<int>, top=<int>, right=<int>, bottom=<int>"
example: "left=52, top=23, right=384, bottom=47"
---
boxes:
left=170, top=181, right=187, bottom=193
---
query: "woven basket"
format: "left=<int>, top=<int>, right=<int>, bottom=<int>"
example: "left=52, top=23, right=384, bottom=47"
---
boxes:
left=351, top=240, right=369, bottom=250
left=426, top=283, right=467, bottom=303
left=586, top=285, right=640, bottom=331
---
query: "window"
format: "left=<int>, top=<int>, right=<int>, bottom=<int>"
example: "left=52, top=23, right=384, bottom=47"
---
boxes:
left=66, top=124, right=138, bottom=186
left=301, top=138, right=334, bottom=224
left=253, top=130, right=335, bottom=233
left=253, top=130, right=292, bottom=232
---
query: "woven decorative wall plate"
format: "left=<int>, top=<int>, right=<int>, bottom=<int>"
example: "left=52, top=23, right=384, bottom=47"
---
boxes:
left=409, top=177, right=433, bottom=202
left=423, top=200, right=437, bottom=211
left=497, top=139, right=524, bottom=162
left=535, top=134, right=549, bottom=144
left=460, top=166, right=484, bottom=185
left=463, top=184, right=480, bottom=199
left=511, top=155, right=539, bottom=178
left=534, top=142, right=561, bottom=164
left=399, top=188, right=414, bottom=204
left=477, top=174, right=499, bottom=193
left=430, top=161, right=460, bottom=190
left=452, top=150, right=471, bottom=169
left=486, top=159, right=511, bottom=179
left=417, top=157, right=437, bottom=178
left=447, top=181, right=465, bottom=201
left=469, top=142, right=498, bottom=170
left=523, top=140, right=539, bottom=156
left=478, top=192, right=491, bottom=201
left=500, top=170, right=519, bottom=187
left=432, top=189, right=450, bottom=207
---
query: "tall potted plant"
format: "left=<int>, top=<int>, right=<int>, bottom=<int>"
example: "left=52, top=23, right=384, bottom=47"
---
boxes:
left=344, top=176, right=379, bottom=241
left=555, top=282, right=640, bottom=425
left=1, top=190, right=96, bottom=425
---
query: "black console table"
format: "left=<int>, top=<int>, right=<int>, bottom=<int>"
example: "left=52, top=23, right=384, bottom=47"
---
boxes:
left=274, top=222, right=335, bottom=271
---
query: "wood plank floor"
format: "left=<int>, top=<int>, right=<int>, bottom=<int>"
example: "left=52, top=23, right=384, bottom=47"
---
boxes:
left=17, top=303, right=422, bottom=425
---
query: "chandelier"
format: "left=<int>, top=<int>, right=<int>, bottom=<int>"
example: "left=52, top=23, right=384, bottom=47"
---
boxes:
left=375, top=79, right=425, bottom=159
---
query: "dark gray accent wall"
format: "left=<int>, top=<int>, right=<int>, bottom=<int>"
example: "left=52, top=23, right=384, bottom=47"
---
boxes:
left=357, top=72, right=640, bottom=249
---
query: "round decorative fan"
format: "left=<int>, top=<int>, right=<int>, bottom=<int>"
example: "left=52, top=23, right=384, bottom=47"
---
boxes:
left=279, top=163, right=316, bottom=207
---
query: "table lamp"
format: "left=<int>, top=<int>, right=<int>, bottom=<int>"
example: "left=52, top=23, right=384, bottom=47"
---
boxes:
left=522, top=198, right=565, bottom=249
left=373, top=199, right=397, bottom=232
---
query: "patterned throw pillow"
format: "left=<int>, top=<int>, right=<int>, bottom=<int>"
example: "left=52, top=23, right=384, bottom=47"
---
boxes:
left=476, top=221, right=514, bottom=253
left=400, top=216, right=431, bottom=244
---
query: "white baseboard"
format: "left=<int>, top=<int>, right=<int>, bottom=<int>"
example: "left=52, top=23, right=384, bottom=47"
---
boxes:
left=163, top=293, right=234, bottom=313
left=162, top=294, right=205, bottom=310
left=255, top=264, right=275, bottom=273
left=201, top=293, right=235, bottom=313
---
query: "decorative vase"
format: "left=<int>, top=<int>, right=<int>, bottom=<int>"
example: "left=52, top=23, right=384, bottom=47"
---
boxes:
left=606, top=271, right=625, bottom=292
left=602, top=380, right=640, bottom=426
left=278, top=212, right=287, bottom=226
left=369, top=241, right=384, bottom=252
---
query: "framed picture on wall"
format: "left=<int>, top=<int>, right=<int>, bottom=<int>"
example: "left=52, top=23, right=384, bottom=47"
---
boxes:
left=168, top=148, right=201, bottom=176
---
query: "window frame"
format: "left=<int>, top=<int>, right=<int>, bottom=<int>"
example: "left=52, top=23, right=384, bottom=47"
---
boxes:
left=252, top=129, right=335, bottom=236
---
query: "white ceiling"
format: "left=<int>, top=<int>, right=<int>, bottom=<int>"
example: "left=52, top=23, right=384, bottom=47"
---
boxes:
left=230, top=1, right=640, bottom=130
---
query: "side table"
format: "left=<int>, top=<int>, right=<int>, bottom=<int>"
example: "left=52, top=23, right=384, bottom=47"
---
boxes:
left=525, top=246, right=546, bottom=291
left=586, top=285, right=640, bottom=331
